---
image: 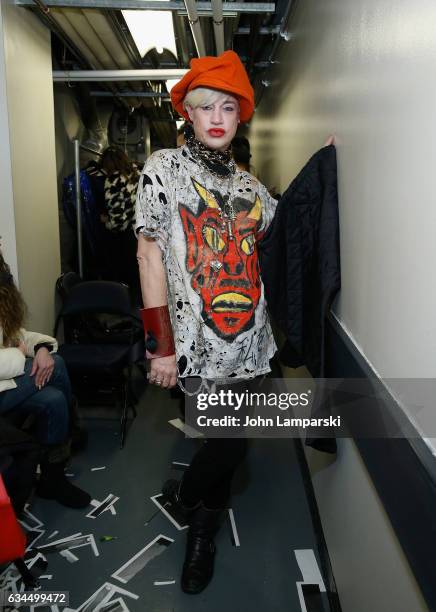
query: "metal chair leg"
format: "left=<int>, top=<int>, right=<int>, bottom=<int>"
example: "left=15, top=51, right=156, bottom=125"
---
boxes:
left=14, top=558, right=40, bottom=589
left=120, top=382, right=128, bottom=449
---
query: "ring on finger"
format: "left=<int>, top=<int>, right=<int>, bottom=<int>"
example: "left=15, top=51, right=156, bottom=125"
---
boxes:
left=156, top=380, right=162, bottom=385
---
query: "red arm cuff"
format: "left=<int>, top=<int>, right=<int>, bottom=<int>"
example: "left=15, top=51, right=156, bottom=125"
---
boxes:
left=140, top=306, right=176, bottom=359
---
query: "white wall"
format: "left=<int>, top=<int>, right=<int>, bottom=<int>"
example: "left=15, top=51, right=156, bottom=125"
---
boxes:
left=1, top=0, right=60, bottom=333
left=250, top=0, right=436, bottom=379
left=0, top=0, right=17, bottom=280
left=306, top=440, right=428, bottom=612
left=250, top=1, right=436, bottom=608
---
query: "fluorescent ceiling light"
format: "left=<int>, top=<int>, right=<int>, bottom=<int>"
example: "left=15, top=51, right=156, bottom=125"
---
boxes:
left=165, top=78, right=181, bottom=93
left=122, top=9, right=177, bottom=58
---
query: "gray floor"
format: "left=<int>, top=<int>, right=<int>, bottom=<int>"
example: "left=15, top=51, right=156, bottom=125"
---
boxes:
left=8, top=380, right=332, bottom=611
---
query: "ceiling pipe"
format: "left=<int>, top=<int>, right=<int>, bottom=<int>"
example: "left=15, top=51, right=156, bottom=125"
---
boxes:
left=211, top=0, right=224, bottom=54
left=183, top=0, right=206, bottom=57
left=236, top=26, right=280, bottom=35
left=17, top=0, right=275, bottom=13
left=90, top=91, right=170, bottom=98
left=53, top=68, right=188, bottom=81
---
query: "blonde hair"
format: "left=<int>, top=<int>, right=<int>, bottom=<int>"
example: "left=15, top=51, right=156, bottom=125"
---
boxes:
left=183, top=87, right=239, bottom=112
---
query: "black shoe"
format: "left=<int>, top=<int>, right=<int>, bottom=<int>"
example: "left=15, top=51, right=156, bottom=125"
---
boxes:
left=37, top=461, right=91, bottom=509
left=181, top=505, right=222, bottom=594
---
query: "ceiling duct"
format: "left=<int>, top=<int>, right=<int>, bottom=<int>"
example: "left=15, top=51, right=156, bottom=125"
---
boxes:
left=211, top=0, right=224, bottom=54
left=183, top=0, right=206, bottom=56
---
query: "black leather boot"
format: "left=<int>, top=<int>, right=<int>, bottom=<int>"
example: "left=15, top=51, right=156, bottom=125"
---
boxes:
left=162, top=479, right=200, bottom=522
left=181, top=505, right=222, bottom=594
left=37, top=444, right=91, bottom=509
left=37, top=460, right=91, bottom=509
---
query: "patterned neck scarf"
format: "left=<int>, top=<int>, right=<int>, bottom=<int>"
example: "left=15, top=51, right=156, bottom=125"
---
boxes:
left=184, top=123, right=236, bottom=178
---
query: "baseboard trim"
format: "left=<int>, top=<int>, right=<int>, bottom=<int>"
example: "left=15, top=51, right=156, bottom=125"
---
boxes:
left=325, top=313, right=436, bottom=609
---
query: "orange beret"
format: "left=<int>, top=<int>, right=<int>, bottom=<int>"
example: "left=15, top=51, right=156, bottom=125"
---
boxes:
left=171, top=50, right=254, bottom=123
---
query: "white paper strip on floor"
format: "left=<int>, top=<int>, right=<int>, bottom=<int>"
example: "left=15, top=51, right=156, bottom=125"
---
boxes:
left=86, top=494, right=119, bottom=519
left=38, top=534, right=99, bottom=558
left=21, top=508, right=44, bottom=530
left=30, top=602, right=61, bottom=612
left=60, top=549, right=79, bottom=563
left=0, top=553, right=48, bottom=594
left=150, top=494, right=188, bottom=531
left=168, top=418, right=204, bottom=438
left=171, top=461, right=190, bottom=468
left=111, top=534, right=174, bottom=584
left=40, top=533, right=82, bottom=547
left=294, top=549, right=326, bottom=591
left=76, top=582, right=139, bottom=612
left=154, top=580, right=176, bottom=586
left=26, top=529, right=46, bottom=550
left=98, top=597, right=130, bottom=611
left=296, top=581, right=308, bottom=612
left=228, top=509, right=240, bottom=547
left=101, top=498, right=119, bottom=516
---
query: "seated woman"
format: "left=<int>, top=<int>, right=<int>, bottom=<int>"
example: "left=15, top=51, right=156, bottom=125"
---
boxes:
left=0, top=252, right=90, bottom=509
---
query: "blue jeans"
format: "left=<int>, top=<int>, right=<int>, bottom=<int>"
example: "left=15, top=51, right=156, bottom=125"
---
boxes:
left=0, top=354, right=71, bottom=445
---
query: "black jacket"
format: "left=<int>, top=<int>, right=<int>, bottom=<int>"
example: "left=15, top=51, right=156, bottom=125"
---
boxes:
left=259, top=145, right=340, bottom=378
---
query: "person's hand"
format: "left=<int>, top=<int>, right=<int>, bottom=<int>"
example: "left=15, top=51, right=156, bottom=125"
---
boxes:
left=17, top=341, right=26, bottom=356
left=30, top=348, right=55, bottom=389
left=324, top=134, right=336, bottom=147
left=148, top=354, right=178, bottom=389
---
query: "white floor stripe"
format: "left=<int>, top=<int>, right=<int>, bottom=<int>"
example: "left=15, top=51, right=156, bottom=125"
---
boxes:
left=294, top=549, right=326, bottom=591
left=154, top=580, right=176, bottom=586
left=296, top=582, right=308, bottom=612
left=228, top=508, right=240, bottom=547
left=168, top=418, right=204, bottom=438
left=111, top=535, right=174, bottom=584
left=150, top=494, right=188, bottom=530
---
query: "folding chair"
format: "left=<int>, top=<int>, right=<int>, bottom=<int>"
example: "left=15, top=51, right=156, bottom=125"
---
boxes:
left=54, top=281, right=144, bottom=448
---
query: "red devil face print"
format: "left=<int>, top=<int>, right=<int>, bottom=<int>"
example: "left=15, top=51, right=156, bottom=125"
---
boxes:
left=179, top=178, right=263, bottom=341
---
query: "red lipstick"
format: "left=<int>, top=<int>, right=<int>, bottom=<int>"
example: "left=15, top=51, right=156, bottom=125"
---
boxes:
left=208, top=129, right=225, bottom=137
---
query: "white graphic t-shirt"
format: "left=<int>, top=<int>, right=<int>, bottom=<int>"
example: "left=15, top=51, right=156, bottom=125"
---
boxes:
left=135, top=145, right=278, bottom=381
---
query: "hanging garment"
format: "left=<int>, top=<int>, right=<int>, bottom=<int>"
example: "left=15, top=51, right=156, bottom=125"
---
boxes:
left=258, top=144, right=340, bottom=379
left=104, top=167, right=140, bottom=233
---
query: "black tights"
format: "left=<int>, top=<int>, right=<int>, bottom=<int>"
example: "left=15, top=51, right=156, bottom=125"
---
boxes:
left=179, top=436, right=248, bottom=509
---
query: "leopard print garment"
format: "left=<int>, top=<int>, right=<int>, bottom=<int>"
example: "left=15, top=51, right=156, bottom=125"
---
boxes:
left=104, top=166, right=140, bottom=232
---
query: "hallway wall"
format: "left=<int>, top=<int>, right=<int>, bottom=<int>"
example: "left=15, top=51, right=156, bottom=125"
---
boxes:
left=0, top=0, right=60, bottom=333
left=250, top=0, right=436, bottom=380
left=250, top=1, right=436, bottom=610
left=0, top=0, right=17, bottom=280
